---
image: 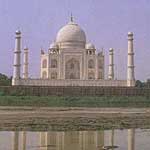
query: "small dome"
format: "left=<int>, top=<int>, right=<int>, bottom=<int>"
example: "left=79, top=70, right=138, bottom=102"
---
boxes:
left=49, top=42, right=59, bottom=49
left=128, top=32, right=133, bottom=36
left=86, top=43, right=95, bottom=49
left=56, top=21, right=86, bottom=48
left=15, top=30, right=21, bottom=34
left=109, top=48, right=114, bottom=51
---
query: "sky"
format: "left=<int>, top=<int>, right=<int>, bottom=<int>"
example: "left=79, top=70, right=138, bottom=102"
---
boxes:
left=0, top=0, right=149, bottom=81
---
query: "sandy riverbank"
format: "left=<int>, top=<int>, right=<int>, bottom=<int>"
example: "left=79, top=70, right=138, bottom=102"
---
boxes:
left=0, top=107, right=150, bottom=131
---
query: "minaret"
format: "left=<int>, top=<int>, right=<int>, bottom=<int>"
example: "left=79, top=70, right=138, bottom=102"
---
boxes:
left=70, top=13, right=73, bottom=22
left=12, top=30, right=21, bottom=85
left=127, top=32, right=135, bottom=87
left=23, top=47, right=29, bottom=79
left=108, top=48, right=114, bottom=80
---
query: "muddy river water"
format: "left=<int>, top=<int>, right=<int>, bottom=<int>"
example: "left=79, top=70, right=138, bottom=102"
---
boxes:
left=0, top=129, right=150, bottom=150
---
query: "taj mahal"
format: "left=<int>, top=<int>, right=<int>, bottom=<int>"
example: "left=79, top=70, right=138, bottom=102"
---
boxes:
left=12, top=17, right=135, bottom=87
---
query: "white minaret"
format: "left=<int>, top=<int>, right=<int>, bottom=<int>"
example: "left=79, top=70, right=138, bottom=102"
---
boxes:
left=127, top=32, right=135, bottom=87
left=23, top=47, right=29, bottom=79
left=108, top=48, right=114, bottom=80
left=12, top=30, right=21, bottom=85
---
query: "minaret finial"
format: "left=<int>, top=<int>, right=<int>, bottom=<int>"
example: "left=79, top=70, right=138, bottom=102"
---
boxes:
left=70, top=13, right=73, bottom=22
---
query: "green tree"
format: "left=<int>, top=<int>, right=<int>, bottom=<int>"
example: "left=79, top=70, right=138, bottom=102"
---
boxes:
left=0, top=73, right=11, bottom=86
left=135, top=80, right=144, bottom=88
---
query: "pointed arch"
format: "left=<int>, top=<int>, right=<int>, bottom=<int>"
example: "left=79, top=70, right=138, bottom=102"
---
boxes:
left=51, top=72, right=57, bottom=79
left=42, top=71, right=47, bottom=79
left=88, top=59, right=94, bottom=68
left=42, top=59, right=47, bottom=68
left=51, top=59, right=57, bottom=68
left=65, top=58, right=80, bottom=79
left=88, top=71, right=95, bottom=79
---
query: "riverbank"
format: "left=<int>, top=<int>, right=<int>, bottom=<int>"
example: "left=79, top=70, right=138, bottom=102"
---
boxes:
left=0, top=107, right=150, bottom=131
left=0, top=86, right=150, bottom=97
left=0, top=96, right=150, bottom=107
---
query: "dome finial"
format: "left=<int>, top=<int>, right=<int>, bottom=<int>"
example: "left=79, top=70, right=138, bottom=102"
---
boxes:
left=70, top=13, right=73, bottom=22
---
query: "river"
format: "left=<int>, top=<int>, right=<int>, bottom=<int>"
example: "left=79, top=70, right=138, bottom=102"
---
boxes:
left=0, top=129, right=150, bottom=150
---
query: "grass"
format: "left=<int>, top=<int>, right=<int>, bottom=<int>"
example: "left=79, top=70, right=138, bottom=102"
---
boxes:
left=0, top=96, right=149, bottom=107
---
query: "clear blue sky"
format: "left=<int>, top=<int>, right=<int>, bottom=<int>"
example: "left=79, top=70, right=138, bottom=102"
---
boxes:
left=0, top=0, right=149, bottom=81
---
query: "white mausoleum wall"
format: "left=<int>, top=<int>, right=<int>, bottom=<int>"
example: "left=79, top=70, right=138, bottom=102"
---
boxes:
left=12, top=78, right=127, bottom=87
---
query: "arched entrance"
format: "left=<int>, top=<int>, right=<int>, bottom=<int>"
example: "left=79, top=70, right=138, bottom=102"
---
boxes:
left=65, top=58, right=80, bottom=79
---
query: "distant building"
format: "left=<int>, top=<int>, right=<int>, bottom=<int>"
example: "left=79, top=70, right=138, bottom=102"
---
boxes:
left=146, top=79, right=150, bottom=88
left=12, top=17, right=135, bottom=87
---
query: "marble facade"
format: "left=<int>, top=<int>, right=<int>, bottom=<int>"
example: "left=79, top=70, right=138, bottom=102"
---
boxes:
left=12, top=17, right=135, bottom=87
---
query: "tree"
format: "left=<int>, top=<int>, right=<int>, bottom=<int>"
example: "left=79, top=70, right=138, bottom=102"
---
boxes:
left=135, top=80, right=144, bottom=88
left=0, top=73, right=11, bottom=86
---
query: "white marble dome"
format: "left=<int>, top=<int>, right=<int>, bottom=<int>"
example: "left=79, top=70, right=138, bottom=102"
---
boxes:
left=56, top=21, right=86, bottom=48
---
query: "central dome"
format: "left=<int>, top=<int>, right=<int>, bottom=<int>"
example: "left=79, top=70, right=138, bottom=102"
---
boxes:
left=56, top=20, right=86, bottom=48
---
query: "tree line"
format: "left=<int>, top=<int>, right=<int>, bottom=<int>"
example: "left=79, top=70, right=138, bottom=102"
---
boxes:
left=135, top=79, right=150, bottom=88
left=0, top=73, right=12, bottom=86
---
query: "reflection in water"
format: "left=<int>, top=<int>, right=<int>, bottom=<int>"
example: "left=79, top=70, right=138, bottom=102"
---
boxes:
left=12, top=131, right=19, bottom=150
left=21, top=131, right=26, bottom=150
left=109, top=129, right=115, bottom=147
left=3, top=129, right=150, bottom=150
left=128, top=129, right=135, bottom=150
left=39, top=132, right=60, bottom=150
left=39, top=131, right=104, bottom=150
